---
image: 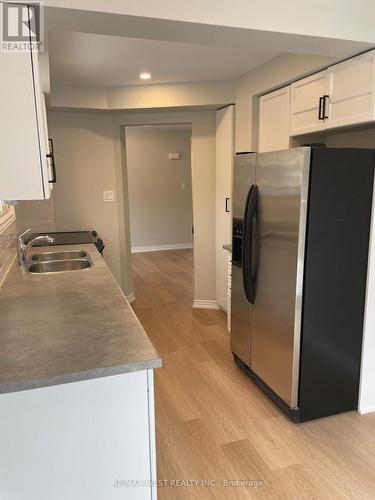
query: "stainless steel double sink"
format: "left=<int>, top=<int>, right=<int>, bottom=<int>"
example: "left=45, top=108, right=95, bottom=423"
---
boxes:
left=28, top=250, right=93, bottom=274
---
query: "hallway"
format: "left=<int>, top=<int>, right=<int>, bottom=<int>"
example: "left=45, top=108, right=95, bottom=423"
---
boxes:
left=131, top=250, right=375, bottom=500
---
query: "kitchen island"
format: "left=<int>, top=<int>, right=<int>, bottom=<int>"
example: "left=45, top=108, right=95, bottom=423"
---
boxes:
left=0, top=244, right=161, bottom=500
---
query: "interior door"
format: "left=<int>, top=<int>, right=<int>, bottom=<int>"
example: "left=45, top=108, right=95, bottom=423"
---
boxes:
left=231, top=154, right=255, bottom=367
left=251, top=148, right=310, bottom=407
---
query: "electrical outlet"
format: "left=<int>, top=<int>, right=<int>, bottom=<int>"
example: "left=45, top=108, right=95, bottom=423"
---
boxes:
left=103, top=190, right=115, bottom=202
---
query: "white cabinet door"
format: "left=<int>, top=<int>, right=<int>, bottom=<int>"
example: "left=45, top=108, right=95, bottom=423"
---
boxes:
left=326, top=50, right=375, bottom=130
left=0, top=371, right=156, bottom=500
left=290, top=71, right=327, bottom=136
left=216, top=105, right=234, bottom=311
left=258, top=86, right=290, bottom=152
left=0, top=47, right=51, bottom=200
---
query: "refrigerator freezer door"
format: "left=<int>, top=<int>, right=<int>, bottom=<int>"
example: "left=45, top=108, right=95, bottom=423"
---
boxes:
left=231, top=154, right=256, bottom=367
left=251, top=148, right=310, bottom=408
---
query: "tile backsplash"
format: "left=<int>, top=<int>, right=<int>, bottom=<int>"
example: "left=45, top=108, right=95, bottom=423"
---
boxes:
left=0, top=220, right=16, bottom=285
left=0, top=198, right=56, bottom=286
left=15, top=199, right=56, bottom=234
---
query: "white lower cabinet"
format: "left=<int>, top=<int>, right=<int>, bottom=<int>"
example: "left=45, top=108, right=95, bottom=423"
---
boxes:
left=0, top=370, right=157, bottom=500
left=258, top=86, right=290, bottom=152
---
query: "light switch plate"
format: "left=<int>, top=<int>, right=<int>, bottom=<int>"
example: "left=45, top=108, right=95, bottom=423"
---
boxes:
left=168, top=152, right=181, bottom=160
left=103, top=190, right=115, bottom=202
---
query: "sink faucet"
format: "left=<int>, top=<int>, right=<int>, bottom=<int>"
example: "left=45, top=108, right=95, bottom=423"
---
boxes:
left=17, top=229, right=55, bottom=268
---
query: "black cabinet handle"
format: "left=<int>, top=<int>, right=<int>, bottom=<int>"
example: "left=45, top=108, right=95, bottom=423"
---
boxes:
left=225, top=197, right=230, bottom=213
left=46, top=138, right=56, bottom=183
left=322, top=94, right=329, bottom=119
left=318, top=95, right=329, bottom=120
left=318, top=96, right=324, bottom=120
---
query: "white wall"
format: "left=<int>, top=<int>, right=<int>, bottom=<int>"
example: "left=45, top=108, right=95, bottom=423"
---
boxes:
left=191, top=113, right=217, bottom=303
left=125, top=126, right=193, bottom=250
left=360, top=186, right=375, bottom=414
left=51, top=80, right=235, bottom=111
left=108, top=80, right=235, bottom=110
left=47, top=112, right=122, bottom=284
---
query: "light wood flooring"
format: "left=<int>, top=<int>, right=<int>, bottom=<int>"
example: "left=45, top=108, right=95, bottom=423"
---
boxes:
left=131, top=249, right=375, bottom=499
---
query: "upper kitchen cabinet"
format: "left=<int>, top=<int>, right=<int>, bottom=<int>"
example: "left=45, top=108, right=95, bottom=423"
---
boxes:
left=0, top=46, right=52, bottom=200
left=258, top=86, right=290, bottom=153
left=325, top=50, right=375, bottom=130
left=290, top=71, right=327, bottom=136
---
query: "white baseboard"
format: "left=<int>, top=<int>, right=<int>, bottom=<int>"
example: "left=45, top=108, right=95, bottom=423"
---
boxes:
left=126, top=292, right=135, bottom=304
left=358, top=404, right=375, bottom=415
left=131, top=243, right=193, bottom=253
left=193, top=299, right=220, bottom=310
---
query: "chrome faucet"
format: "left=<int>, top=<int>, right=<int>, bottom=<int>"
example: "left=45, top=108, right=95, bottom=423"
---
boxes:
left=17, top=229, right=55, bottom=268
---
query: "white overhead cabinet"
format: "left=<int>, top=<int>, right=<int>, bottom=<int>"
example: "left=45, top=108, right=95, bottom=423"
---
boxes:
left=258, top=86, right=290, bottom=152
left=289, top=49, right=375, bottom=137
left=326, top=50, right=375, bottom=130
left=290, top=71, right=327, bottom=136
left=0, top=46, right=53, bottom=200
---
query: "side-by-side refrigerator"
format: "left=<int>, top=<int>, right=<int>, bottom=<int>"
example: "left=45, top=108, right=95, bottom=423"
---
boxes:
left=231, top=147, right=375, bottom=422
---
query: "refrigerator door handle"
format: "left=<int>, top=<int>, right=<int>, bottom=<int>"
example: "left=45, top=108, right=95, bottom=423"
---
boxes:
left=242, top=184, right=258, bottom=304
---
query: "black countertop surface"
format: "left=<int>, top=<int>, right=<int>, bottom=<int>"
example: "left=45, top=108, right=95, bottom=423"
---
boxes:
left=32, top=231, right=96, bottom=246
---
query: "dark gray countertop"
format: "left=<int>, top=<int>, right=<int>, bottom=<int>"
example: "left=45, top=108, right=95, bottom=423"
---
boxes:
left=0, top=244, right=161, bottom=394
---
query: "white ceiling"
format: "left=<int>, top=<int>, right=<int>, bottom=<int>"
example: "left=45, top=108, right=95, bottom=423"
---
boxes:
left=48, top=31, right=278, bottom=87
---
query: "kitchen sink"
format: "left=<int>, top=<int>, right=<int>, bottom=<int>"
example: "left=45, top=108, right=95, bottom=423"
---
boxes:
left=28, top=259, right=92, bottom=274
left=31, top=250, right=87, bottom=262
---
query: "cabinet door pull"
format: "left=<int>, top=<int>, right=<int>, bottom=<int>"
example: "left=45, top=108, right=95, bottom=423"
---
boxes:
left=46, top=138, right=56, bottom=183
left=322, top=94, right=329, bottom=119
left=225, top=198, right=230, bottom=213
left=318, top=96, right=324, bottom=120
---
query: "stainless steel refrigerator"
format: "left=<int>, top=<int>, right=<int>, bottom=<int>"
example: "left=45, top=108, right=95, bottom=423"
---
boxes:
left=231, top=147, right=375, bottom=422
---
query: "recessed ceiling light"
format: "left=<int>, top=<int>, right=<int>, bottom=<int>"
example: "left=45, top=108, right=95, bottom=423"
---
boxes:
left=139, top=72, right=151, bottom=80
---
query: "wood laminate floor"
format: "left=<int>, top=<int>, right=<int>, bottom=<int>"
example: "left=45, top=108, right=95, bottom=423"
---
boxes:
left=131, top=249, right=375, bottom=499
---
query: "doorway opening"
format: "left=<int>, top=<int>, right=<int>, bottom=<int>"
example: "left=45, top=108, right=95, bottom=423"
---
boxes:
left=123, top=123, right=194, bottom=301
